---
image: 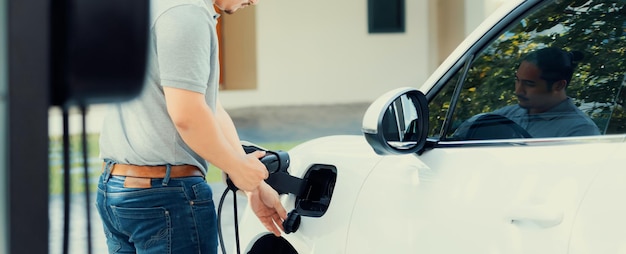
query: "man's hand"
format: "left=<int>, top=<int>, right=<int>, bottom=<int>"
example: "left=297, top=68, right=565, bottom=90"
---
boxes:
left=248, top=182, right=287, bottom=236
left=227, top=150, right=269, bottom=192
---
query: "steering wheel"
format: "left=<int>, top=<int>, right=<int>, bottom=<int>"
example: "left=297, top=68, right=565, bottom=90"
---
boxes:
left=465, top=113, right=532, bottom=140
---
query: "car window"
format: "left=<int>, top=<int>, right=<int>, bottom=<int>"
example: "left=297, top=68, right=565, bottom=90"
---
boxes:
left=428, top=0, right=626, bottom=141
left=428, top=66, right=463, bottom=139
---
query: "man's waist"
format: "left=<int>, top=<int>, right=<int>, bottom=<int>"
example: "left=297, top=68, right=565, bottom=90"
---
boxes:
left=105, top=163, right=204, bottom=178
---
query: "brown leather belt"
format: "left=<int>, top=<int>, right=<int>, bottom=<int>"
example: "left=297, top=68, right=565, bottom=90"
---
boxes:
left=107, top=163, right=204, bottom=178
left=103, top=163, right=204, bottom=188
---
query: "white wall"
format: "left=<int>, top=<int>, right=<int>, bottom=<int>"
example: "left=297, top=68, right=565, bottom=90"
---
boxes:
left=220, top=0, right=432, bottom=108
left=68, top=0, right=509, bottom=134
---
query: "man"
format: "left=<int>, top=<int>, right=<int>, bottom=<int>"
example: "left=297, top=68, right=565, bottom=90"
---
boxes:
left=455, top=47, right=600, bottom=139
left=96, top=0, right=287, bottom=253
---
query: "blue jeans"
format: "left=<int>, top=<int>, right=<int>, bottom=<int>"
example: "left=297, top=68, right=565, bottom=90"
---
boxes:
left=96, top=160, right=218, bottom=254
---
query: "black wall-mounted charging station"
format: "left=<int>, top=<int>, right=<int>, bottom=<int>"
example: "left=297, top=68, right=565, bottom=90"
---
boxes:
left=46, top=2, right=150, bottom=254
left=50, top=0, right=150, bottom=106
left=8, top=0, right=150, bottom=253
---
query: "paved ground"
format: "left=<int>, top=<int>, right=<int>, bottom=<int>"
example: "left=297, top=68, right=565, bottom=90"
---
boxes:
left=49, top=102, right=372, bottom=254
left=228, top=103, right=371, bottom=143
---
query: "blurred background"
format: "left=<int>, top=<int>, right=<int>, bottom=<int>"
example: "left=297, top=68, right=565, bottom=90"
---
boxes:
left=46, top=1, right=511, bottom=252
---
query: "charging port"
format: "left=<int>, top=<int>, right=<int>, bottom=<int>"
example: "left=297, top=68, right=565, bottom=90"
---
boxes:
left=295, top=164, right=337, bottom=217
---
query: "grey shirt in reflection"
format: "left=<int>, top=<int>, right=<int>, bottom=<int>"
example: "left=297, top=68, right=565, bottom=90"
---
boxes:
left=491, top=97, right=600, bottom=138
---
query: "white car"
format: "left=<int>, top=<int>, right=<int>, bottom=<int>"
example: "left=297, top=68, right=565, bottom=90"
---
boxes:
left=234, top=0, right=626, bottom=253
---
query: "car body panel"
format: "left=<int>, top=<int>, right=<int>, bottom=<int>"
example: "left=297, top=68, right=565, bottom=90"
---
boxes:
left=239, top=135, right=384, bottom=253
left=346, top=135, right=626, bottom=253
left=236, top=0, right=626, bottom=252
left=569, top=139, right=626, bottom=253
left=239, top=134, right=626, bottom=253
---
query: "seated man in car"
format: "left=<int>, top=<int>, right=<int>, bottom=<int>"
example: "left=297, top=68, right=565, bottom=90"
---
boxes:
left=454, top=47, right=601, bottom=139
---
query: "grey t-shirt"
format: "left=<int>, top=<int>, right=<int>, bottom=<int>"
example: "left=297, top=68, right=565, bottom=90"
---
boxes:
left=492, top=98, right=600, bottom=138
left=453, top=98, right=601, bottom=139
left=99, top=0, right=220, bottom=175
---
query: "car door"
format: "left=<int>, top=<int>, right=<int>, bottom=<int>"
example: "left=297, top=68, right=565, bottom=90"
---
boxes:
left=347, top=0, right=626, bottom=253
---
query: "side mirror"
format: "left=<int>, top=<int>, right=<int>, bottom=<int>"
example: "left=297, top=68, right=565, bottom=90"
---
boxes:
left=362, top=87, right=429, bottom=155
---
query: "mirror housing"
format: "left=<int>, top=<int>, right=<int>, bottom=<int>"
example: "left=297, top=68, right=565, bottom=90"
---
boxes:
left=362, top=87, right=429, bottom=155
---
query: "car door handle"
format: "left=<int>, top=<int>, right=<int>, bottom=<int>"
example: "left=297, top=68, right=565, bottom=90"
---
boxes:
left=506, top=205, right=564, bottom=228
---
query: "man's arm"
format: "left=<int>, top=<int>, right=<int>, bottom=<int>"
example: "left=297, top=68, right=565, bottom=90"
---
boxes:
left=163, top=87, right=267, bottom=192
left=214, top=98, right=247, bottom=157
left=166, top=88, right=286, bottom=234
left=564, top=122, right=601, bottom=137
left=214, top=99, right=287, bottom=235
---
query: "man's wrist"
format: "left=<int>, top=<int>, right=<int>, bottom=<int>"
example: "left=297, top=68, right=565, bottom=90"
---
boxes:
left=247, top=182, right=266, bottom=198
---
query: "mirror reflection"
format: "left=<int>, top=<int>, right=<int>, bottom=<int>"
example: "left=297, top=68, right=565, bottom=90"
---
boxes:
left=382, top=94, right=420, bottom=149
